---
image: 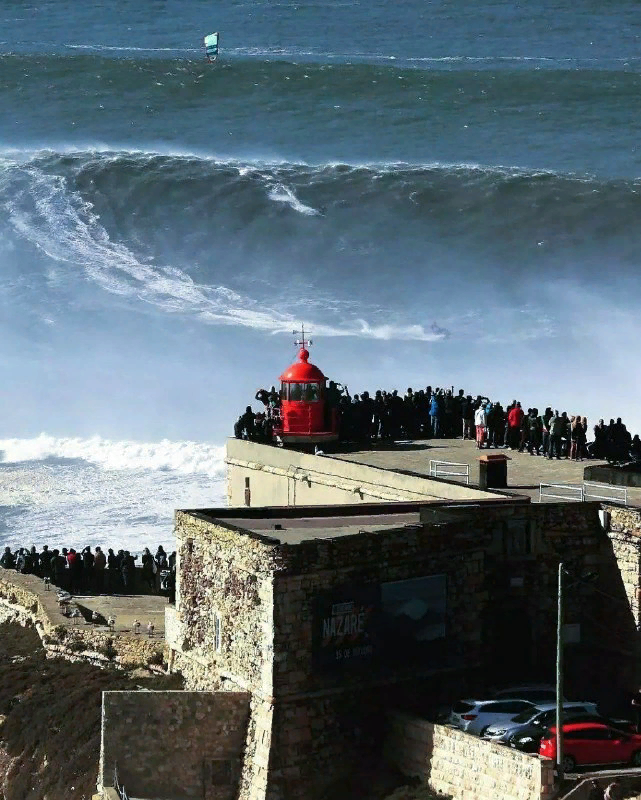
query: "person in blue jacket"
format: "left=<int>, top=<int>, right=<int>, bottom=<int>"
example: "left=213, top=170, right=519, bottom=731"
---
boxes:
left=429, top=392, right=443, bottom=438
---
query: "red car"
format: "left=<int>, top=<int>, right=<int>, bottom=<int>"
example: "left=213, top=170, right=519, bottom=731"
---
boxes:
left=540, top=722, right=641, bottom=772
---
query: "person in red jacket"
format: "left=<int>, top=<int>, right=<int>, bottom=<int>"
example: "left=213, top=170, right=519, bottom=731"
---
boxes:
left=507, top=402, right=524, bottom=450
left=66, top=548, right=83, bottom=595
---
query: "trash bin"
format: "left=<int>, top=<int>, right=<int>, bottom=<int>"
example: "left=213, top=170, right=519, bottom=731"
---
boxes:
left=478, top=453, right=510, bottom=489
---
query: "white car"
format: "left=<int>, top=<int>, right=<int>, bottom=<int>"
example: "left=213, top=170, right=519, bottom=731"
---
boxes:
left=491, top=684, right=568, bottom=704
left=448, top=698, right=536, bottom=736
left=482, top=701, right=599, bottom=744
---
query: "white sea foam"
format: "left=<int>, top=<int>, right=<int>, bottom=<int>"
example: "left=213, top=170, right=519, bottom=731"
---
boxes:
left=268, top=183, right=319, bottom=215
left=0, top=434, right=227, bottom=478
left=64, top=44, right=198, bottom=53
left=0, top=436, right=227, bottom=551
left=311, top=319, right=448, bottom=341
left=0, top=146, right=569, bottom=181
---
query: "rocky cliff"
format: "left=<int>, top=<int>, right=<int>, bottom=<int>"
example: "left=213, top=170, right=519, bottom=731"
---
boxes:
left=0, top=622, right=181, bottom=800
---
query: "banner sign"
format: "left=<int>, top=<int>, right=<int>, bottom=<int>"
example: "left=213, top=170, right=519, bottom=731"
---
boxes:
left=312, top=574, right=447, bottom=671
left=381, top=574, right=447, bottom=647
left=313, top=583, right=381, bottom=670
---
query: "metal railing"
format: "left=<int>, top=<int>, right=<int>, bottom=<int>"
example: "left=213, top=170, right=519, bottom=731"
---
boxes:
left=539, top=483, right=584, bottom=502
left=539, top=482, right=628, bottom=506
left=582, top=481, right=628, bottom=505
left=113, top=765, right=130, bottom=800
left=429, top=460, right=470, bottom=484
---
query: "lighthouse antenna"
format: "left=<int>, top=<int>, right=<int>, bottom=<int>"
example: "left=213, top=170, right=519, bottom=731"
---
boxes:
left=292, top=324, right=312, bottom=349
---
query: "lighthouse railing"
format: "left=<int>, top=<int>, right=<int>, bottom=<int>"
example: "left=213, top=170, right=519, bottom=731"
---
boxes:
left=429, top=460, right=470, bottom=485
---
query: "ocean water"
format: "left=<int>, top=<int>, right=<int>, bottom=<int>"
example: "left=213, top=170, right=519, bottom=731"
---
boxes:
left=1, top=0, right=640, bottom=551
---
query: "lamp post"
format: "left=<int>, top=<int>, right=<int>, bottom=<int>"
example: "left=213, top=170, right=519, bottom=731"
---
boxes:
left=555, top=563, right=597, bottom=782
left=556, top=562, right=564, bottom=782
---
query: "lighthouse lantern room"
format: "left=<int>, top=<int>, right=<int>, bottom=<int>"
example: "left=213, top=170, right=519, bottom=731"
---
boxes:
left=272, top=328, right=339, bottom=448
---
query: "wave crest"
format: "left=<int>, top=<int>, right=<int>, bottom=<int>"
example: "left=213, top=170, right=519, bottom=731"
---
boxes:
left=0, top=434, right=227, bottom=478
left=0, top=148, right=455, bottom=342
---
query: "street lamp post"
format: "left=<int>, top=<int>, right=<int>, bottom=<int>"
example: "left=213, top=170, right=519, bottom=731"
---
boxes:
left=556, top=561, right=564, bottom=782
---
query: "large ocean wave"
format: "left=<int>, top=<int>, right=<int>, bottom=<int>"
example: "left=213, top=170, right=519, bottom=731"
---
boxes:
left=5, top=47, right=641, bottom=71
left=2, top=146, right=640, bottom=343
left=0, top=434, right=227, bottom=551
left=4, top=146, right=641, bottom=251
left=0, top=434, right=227, bottom=478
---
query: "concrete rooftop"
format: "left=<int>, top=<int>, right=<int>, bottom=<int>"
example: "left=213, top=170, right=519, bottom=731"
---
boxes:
left=332, top=438, right=641, bottom=505
left=212, top=511, right=423, bottom=545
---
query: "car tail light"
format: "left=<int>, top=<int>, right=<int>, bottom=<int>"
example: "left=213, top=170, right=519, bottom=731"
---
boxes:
left=462, top=714, right=478, bottom=721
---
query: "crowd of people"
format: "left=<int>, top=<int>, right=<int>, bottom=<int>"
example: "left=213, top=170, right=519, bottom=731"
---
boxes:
left=237, top=383, right=640, bottom=465
left=0, top=543, right=176, bottom=599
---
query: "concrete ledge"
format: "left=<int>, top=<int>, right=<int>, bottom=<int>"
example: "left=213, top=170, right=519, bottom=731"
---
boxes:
left=584, top=463, right=641, bottom=488
left=226, top=438, right=505, bottom=507
left=95, top=790, right=120, bottom=800
left=0, top=568, right=168, bottom=667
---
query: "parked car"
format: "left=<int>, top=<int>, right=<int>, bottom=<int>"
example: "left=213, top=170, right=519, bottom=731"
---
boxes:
left=483, top=702, right=598, bottom=745
left=448, top=698, right=536, bottom=736
left=510, top=714, right=634, bottom=754
left=540, top=722, right=641, bottom=772
left=491, top=684, right=568, bottom=705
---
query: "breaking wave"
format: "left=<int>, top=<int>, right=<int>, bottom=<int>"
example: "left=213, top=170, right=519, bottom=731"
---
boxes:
left=2, top=146, right=641, bottom=342
left=0, top=434, right=227, bottom=478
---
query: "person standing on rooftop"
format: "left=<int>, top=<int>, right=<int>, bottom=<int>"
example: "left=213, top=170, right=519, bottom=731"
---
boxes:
left=474, top=403, right=487, bottom=449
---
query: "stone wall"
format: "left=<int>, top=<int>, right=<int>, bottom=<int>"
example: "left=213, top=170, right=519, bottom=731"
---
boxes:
left=167, top=514, right=280, bottom=800
left=100, top=690, right=250, bottom=800
left=602, top=505, right=641, bottom=691
left=226, top=438, right=502, bottom=507
left=0, top=572, right=49, bottom=626
left=0, top=569, right=166, bottom=668
left=271, top=536, right=486, bottom=698
left=46, top=626, right=165, bottom=668
left=168, top=511, right=278, bottom=695
left=607, top=506, right=641, bottom=629
left=385, top=712, right=555, bottom=800
left=169, top=499, right=641, bottom=800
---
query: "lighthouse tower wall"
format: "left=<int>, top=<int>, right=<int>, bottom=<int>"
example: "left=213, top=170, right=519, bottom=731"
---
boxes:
left=225, top=438, right=501, bottom=508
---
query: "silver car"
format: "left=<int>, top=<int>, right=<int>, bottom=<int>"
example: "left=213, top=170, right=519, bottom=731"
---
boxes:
left=448, top=698, right=536, bottom=736
left=482, top=701, right=599, bottom=744
left=491, top=684, right=568, bottom=704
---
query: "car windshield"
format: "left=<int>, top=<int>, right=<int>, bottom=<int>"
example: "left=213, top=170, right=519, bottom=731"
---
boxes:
left=512, top=708, right=538, bottom=723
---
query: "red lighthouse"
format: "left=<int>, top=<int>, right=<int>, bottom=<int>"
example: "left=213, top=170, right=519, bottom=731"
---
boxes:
left=272, top=329, right=339, bottom=448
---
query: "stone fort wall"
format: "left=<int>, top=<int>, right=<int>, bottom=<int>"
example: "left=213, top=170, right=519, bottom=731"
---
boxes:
left=0, top=570, right=163, bottom=667
left=385, top=711, right=555, bottom=800
left=167, top=500, right=641, bottom=800
left=99, top=690, right=250, bottom=800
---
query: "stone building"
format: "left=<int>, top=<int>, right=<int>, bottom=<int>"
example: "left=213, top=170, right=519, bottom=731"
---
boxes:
left=165, top=496, right=641, bottom=800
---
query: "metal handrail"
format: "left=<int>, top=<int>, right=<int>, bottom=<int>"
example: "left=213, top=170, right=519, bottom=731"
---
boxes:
left=539, top=481, right=629, bottom=505
left=583, top=481, right=628, bottom=506
left=429, top=460, right=470, bottom=485
left=539, top=483, right=584, bottom=502
left=113, top=765, right=130, bottom=800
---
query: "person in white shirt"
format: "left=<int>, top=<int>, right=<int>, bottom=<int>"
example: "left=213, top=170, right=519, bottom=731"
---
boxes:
left=474, top=404, right=487, bottom=449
